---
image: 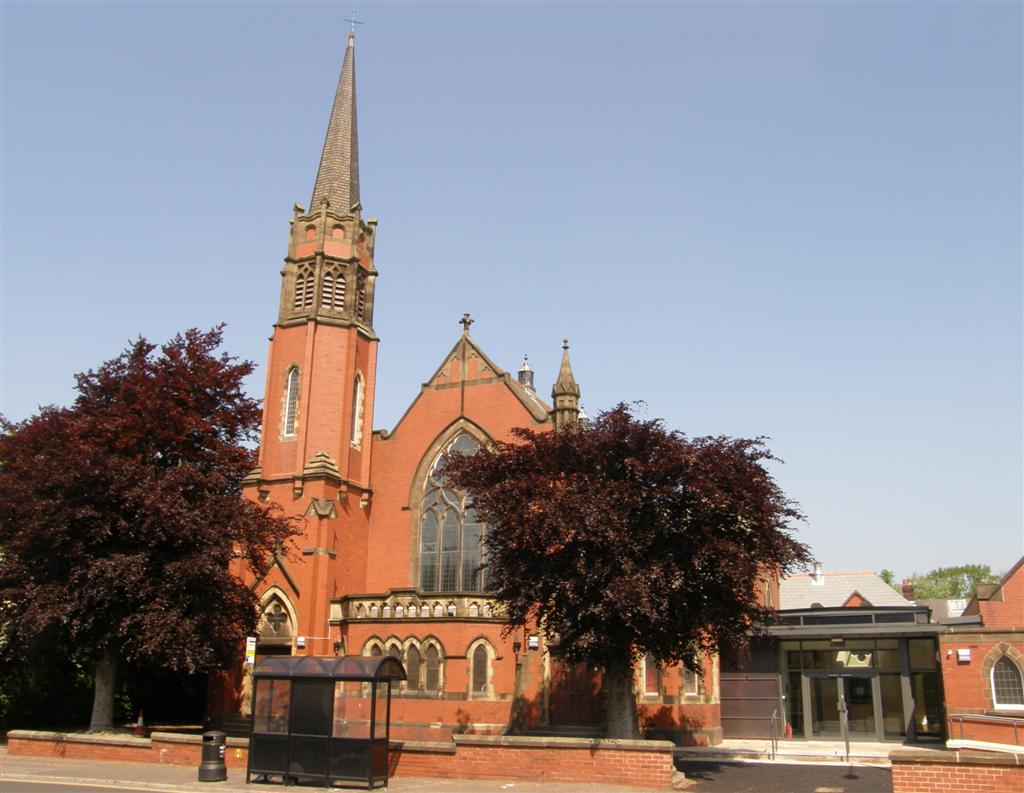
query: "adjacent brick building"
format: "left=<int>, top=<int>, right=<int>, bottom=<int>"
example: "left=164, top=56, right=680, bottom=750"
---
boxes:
left=211, top=31, right=721, bottom=746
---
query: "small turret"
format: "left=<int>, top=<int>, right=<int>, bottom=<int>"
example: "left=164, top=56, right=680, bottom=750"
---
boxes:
left=551, top=339, right=581, bottom=430
left=518, top=356, right=535, bottom=393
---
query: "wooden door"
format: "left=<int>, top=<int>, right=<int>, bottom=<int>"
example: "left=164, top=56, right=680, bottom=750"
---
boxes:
left=548, top=660, right=605, bottom=727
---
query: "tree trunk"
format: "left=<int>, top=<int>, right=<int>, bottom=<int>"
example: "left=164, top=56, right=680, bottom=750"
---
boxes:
left=603, top=662, right=640, bottom=740
left=89, top=648, right=119, bottom=731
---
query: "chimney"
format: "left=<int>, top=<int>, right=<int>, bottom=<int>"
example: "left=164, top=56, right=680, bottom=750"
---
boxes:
left=811, top=563, right=824, bottom=586
left=901, top=579, right=915, bottom=601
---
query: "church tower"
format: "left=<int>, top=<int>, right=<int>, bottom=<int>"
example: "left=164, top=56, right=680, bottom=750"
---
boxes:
left=243, top=31, right=377, bottom=657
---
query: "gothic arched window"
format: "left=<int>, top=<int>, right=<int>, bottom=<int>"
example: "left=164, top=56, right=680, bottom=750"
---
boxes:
left=643, top=653, right=659, bottom=696
left=350, top=373, right=365, bottom=447
left=992, top=656, right=1024, bottom=709
left=321, top=268, right=346, bottom=311
left=472, top=645, right=489, bottom=695
left=425, top=645, right=441, bottom=692
left=283, top=367, right=300, bottom=437
left=419, top=434, right=485, bottom=593
left=294, top=265, right=314, bottom=311
left=406, top=645, right=422, bottom=691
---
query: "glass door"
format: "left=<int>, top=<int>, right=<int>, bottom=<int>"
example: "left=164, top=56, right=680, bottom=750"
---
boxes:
left=842, top=676, right=876, bottom=737
left=808, top=674, right=879, bottom=739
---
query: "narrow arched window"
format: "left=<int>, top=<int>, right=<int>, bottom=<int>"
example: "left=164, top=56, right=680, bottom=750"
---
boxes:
left=472, top=645, right=488, bottom=695
left=321, top=271, right=335, bottom=308
left=992, top=657, right=1024, bottom=709
left=644, top=653, right=659, bottom=696
left=406, top=645, right=422, bottom=691
left=283, top=367, right=299, bottom=436
left=425, top=645, right=440, bottom=692
left=356, top=273, right=367, bottom=320
left=419, top=434, right=485, bottom=593
left=293, top=273, right=306, bottom=311
left=388, top=644, right=402, bottom=660
left=369, top=644, right=382, bottom=657
left=334, top=273, right=346, bottom=310
left=350, top=373, right=365, bottom=447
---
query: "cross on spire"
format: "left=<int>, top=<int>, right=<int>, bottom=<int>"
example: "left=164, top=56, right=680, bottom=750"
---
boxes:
left=460, top=313, right=474, bottom=335
left=343, top=7, right=364, bottom=33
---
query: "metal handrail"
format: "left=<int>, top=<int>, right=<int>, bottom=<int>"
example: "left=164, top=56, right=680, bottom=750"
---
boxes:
left=769, top=709, right=778, bottom=760
left=947, top=712, right=1024, bottom=747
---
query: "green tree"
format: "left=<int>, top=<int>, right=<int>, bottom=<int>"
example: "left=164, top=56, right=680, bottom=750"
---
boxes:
left=909, top=565, right=1000, bottom=600
left=443, top=403, right=811, bottom=739
left=0, top=328, right=296, bottom=731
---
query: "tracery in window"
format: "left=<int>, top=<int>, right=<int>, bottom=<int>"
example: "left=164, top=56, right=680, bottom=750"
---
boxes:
left=283, top=367, right=300, bottom=437
left=419, top=434, right=485, bottom=593
left=993, top=656, right=1024, bottom=709
left=258, top=598, right=293, bottom=640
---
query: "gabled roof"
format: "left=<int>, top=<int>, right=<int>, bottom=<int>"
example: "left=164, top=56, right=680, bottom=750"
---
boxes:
left=381, top=332, right=551, bottom=438
left=780, top=570, right=911, bottom=610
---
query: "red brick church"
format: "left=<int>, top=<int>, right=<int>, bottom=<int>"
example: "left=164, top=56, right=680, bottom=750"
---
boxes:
left=217, top=31, right=719, bottom=745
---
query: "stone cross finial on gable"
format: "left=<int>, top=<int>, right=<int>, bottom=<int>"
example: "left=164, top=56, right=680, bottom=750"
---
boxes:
left=460, top=313, right=474, bottom=335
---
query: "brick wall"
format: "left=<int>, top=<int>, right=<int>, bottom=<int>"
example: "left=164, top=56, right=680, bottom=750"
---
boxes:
left=890, top=747, right=1024, bottom=793
left=393, top=735, right=675, bottom=788
left=6, top=730, right=674, bottom=789
left=6, top=731, right=250, bottom=769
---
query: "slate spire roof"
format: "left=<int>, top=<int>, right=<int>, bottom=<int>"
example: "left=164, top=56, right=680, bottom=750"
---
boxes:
left=311, top=31, right=360, bottom=213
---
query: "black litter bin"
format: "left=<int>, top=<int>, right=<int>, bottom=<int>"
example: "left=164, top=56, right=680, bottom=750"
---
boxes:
left=198, top=730, right=228, bottom=782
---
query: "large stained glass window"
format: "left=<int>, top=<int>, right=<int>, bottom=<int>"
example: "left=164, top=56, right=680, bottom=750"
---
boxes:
left=419, top=434, right=485, bottom=593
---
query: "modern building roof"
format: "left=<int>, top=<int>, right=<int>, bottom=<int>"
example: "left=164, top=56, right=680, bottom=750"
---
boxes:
left=780, top=570, right=912, bottom=610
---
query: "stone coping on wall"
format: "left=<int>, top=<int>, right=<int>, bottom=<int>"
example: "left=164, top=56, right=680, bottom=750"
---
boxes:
left=6, top=729, right=249, bottom=749
left=452, top=733, right=676, bottom=753
left=890, top=746, right=1024, bottom=767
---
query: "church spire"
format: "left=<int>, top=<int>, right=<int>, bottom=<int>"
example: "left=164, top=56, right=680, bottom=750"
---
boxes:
left=311, top=31, right=360, bottom=213
left=551, top=338, right=581, bottom=430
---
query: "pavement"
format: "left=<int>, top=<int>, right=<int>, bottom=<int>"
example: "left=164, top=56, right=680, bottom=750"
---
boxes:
left=0, top=738, right=902, bottom=792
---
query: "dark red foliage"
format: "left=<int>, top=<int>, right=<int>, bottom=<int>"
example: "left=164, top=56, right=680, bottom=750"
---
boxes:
left=0, top=327, right=296, bottom=673
left=442, top=403, right=812, bottom=674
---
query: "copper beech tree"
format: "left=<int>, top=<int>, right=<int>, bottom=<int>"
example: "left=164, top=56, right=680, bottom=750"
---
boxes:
left=443, top=404, right=812, bottom=740
left=0, top=328, right=295, bottom=731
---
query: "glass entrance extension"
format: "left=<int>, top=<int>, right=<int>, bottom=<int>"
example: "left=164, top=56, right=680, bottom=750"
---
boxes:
left=781, top=638, right=941, bottom=741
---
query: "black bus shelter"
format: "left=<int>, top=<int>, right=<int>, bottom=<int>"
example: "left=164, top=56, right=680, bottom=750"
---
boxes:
left=247, top=655, right=406, bottom=789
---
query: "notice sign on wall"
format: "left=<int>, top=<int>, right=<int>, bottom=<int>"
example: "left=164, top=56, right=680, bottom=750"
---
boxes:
left=244, top=636, right=257, bottom=666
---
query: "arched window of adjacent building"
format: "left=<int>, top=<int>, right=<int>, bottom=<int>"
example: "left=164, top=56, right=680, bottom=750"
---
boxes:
left=992, top=656, right=1024, bottom=709
left=425, top=644, right=441, bottom=692
left=283, top=367, right=300, bottom=436
left=406, top=645, right=422, bottom=692
left=419, top=433, right=485, bottom=593
left=472, top=645, right=488, bottom=695
left=643, top=653, right=659, bottom=696
left=350, top=373, right=365, bottom=447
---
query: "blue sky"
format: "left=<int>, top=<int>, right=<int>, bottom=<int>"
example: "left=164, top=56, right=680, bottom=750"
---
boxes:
left=2, top=1, right=1021, bottom=581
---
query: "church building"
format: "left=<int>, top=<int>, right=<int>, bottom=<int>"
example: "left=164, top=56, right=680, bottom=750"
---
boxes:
left=224, top=31, right=721, bottom=745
